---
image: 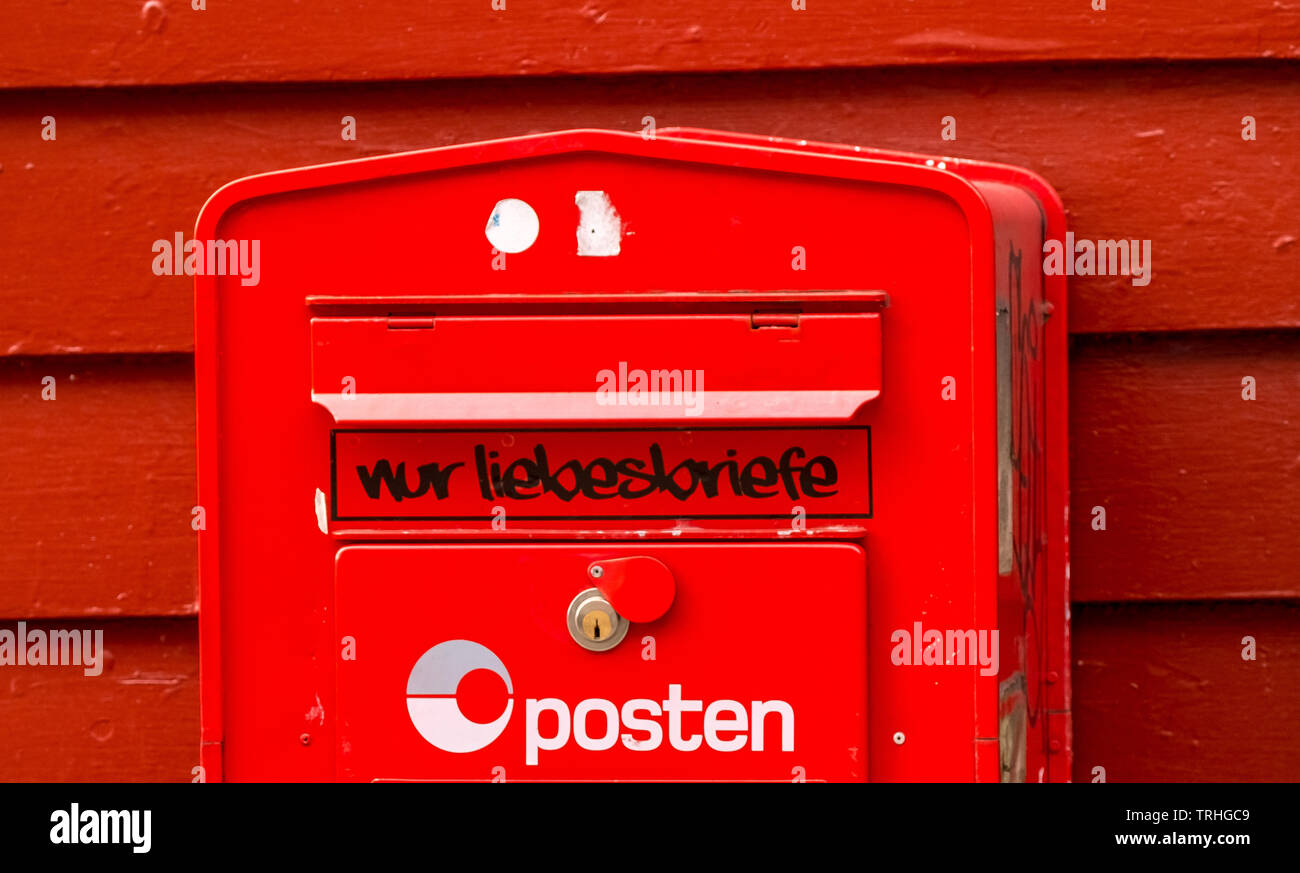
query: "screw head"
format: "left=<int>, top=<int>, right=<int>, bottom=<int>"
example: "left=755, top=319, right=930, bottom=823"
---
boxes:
left=892, top=731, right=905, bottom=745
left=589, top=565, right=604, bottom=579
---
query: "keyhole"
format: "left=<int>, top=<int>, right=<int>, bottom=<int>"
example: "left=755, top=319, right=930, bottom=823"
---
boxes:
left=581, top=609, right=613, bottom=642
left=569, top=592, right=626, bottom=652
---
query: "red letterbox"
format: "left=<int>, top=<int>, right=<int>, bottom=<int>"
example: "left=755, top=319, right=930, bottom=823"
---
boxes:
left=195, top=128, right=1070, bottom=782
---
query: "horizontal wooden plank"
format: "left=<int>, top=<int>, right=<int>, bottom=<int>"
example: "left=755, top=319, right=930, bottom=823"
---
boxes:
left=2, top=329, right=1295, bottom=616
left=2, top=64, right=1297, bottom=355
left=1, top=606, right=1291, bottom=782
left=1068, top=332, right=1300, bottom=602
left=0, top=356, right=196, bottom=618
left=4, top=1, right=1298, bottom=88
left=3, top=607, right=1296, bottom=783
left=1072, top=602, right=1300, bottom=782
left=0, top=618, right=197, bottom=782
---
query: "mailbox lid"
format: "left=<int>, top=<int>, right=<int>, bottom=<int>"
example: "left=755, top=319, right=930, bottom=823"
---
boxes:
left=335, top=543, right=867, bottom=782
left=311, top=309, right=883, bottom=425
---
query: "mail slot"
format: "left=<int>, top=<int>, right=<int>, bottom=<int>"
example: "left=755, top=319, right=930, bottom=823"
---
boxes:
left=195, top=128, right=1070, bottom=782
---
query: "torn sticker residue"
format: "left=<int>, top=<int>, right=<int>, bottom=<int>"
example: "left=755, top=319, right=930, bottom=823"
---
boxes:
left=315, top=488, right=328, bottom=534
left=484, top=198, right=540, bottom=254
left=575, top=190, right=623, bottom=256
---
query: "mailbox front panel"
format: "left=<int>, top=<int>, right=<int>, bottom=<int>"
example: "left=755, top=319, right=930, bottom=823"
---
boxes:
left=335, top=543, right=867, bottom=781
left=196, top=129, right=1069, bottom=782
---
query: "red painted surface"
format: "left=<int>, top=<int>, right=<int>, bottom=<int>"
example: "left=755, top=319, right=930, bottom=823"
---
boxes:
left=193, top=131, right=1066, bottom=781
left=335, top=544, right=869, bottom=782
left=311, top=310, right=883, bottom=426
left=1073, top=603, right=1300, bottom=782
left=1069, top=332, right=1300, bottom=602
left=591, top=556, right=676, bottom=623
left=10, top=341, right=1298, bottom=622
left=0, top=8, right=1295, bottom=784
left=4, top=65, right=1299, bottom=355
left=0, top=620, right=197, bottom=782
left=0, top=356, right=197, bottom=619
left=3, top=1, right=1297, bottom=87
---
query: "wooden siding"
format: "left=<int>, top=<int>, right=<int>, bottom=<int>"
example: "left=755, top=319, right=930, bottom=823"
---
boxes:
left=1, top=6, right=1297, bottom=780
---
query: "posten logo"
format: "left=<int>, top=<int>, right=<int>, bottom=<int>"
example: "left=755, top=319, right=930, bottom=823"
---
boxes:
left=406, top=640, right=514, bottom=753
left=407, top=640, right=796, bottom=765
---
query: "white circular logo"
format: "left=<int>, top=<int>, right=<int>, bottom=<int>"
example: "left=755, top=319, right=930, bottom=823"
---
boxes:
left=406, top=640, right=513, bottom=753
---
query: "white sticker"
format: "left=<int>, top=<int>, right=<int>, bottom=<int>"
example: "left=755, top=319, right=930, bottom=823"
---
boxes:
left=575, top=190, right=622, bottom=256
left=485, top=198, right=540, bottom=253
left=315, top=488, right=328, bottom=534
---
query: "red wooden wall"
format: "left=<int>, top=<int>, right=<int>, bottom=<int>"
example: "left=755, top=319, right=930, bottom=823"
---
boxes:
left=2, top=3, right=1297, bottom=782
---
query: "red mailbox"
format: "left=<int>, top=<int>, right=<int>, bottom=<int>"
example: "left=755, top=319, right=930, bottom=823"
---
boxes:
left=195, top=128, right=1070, bottom=782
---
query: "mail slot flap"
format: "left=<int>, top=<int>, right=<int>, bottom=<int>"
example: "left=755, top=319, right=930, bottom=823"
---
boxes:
left=311, top=312, right=882, bottom=424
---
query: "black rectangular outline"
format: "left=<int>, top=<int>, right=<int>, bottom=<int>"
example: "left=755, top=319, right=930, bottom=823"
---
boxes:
left=329, top=425, right=872, bottom=523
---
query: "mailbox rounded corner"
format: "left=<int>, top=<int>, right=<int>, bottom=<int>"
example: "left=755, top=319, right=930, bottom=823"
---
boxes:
left=194, top=171, right=280, bottom=248
left=333, top=543, right=367, bottom=569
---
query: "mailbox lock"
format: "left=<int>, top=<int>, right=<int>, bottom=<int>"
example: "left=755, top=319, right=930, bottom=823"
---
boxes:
left=567, top=588, right=628, bottom=652
left=569, top=557, right=676, bottom=651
